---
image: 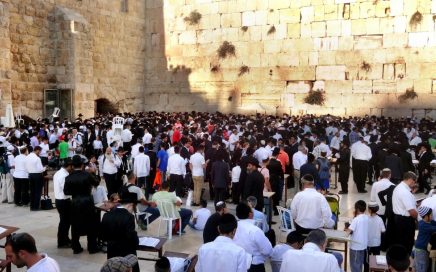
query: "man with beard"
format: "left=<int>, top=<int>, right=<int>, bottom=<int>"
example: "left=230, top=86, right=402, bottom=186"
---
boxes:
left=63, top=155, right=99, bottom=254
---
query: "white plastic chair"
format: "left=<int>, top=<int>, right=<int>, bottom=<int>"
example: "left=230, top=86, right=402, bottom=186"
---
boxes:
left=112, top=117, right=124, bottom=145
left=15, top=113, right=23, bottom=126
left=277, top=206, right=295, bottom=243
left=135, top=211, right=152, bottom=230
left=50, top=107, right=60, bottom=122
left=270, top=260, right=282, bottom=272
left=156, top=200, right=181, bottom=239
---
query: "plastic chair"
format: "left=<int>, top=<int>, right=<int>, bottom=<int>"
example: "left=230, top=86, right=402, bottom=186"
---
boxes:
left=270, top=260, right=282, bottom=272
left=135, top=211, right=152, bottom=230
left=15, top=113, right=24, bottom=126
left=156, top=200, right=181, bottom=239
left=50, top=107, right=60, bottom=122
left=112, top=117, right=125, bottom=145
left=277, top=206, right=295, bottom=243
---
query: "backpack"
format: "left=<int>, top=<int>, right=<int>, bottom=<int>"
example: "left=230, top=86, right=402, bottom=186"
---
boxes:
left=119, top=184, right=138, bottom=203
left=317, top=158, right=330, bottom=180
left=0, top=152, right=11, bottom=174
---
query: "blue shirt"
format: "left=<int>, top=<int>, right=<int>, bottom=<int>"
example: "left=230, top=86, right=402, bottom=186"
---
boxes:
left=415, top=220, right=436, bottom=250
left=157, top=149, right=168, bottom=172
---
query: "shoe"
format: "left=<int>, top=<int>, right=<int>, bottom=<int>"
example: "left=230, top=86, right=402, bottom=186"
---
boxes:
left=137, top=220, right=148, bottom=231
left=8, top=202, right=14, bottom=204
left=270, top=221, right=277, bottom=225
left=1, top=200, right=7, bottom=203
left=15, top=203, right=23, bottom=207
left=73, top=248, right=84, bottom=254
left=57, top=243, right=71, bottom=249
left=30, top=208, right=40, bottom=211
left=191, top=203, right=200, bottom=207
left=88, top=247, right=101, bottom=254
left=358, top=190, right=368, bottom=193
left=338, top=191, right=348, bottom=194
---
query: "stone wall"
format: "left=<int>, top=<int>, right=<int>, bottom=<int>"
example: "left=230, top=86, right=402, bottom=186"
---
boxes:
left=144, top=0, right=436, bottom=117
left=1, top=0, right=146, bottom=118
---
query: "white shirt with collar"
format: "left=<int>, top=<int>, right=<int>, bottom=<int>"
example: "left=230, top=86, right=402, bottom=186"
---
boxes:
left=233, top=219, right=273, bottom=265
left=99, top=154, right=121, bottom=175
left=13, top=154, right=28, bottom=178
left=27, top=253, right=60, bottom=272
left=291, top=188, right=334, bottom=229
left=349, top=213, right=369, bottom=250
left=143, top=132, right=152, bottom=144
left=25, top=152, right=45, bottom=174
left=196, top=236, right=250, bottom=272
left=271, top=243, right=294, bottom=262
left=420, top=196, right=436, bottom=221
left=39, top=143, right=49, bottom=157
left=130, top=143, right=142, bottom=158
left=292, top=151, right=307, bottom=170
left=370, top=178, right=395, bottom=216
left=330, top=136, right=341, bottom=151
left=280, top=242, right=340, bottom=272
left=350, top=141, right=372, bottom=161
left=392, top=181, right=416, bottom=217
left=121, top=128, right=133, bottom=143
left=53, top=168, right=70, bottom=200
left=254, top=147, right=271, bottom=164
left=167, top=153, right=186, bottom=176
left=133, top=153, right=150, bottom=178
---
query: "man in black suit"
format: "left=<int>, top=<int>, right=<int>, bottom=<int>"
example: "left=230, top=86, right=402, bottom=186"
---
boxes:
left=63, top=155, right=99, bottom=254
left=242, top=158, right=264, bottom=211
left=417, top=143, right=435, bottom=194
left=268, top=148, right=284, bottom=215
left=101, top=200, right=140, bottom=272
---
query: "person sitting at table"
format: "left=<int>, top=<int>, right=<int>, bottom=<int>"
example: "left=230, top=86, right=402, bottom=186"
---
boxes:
left=386, top=245, right=410, bottom=272
left=203, top=201, right=228, bottom=243
left=101, top=199, right=140, bottom=272
left=189, top=199, right=211, bottom=231
left=270, top=231, right=304, bottom=272
left=291, top=174, right=335, bottom=235
left=151, top=181, right=192, bottom=234
left=4, top=232, right=60, bottom=271
left=280, top=229, right=340, bottom=272
left=196, top=213, right=249, bottom=272
left=155, top=256, right=171, bottom=272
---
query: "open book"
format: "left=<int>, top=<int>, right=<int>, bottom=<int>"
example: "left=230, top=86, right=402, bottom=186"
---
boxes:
left=139, top=237, right=160, bottom=247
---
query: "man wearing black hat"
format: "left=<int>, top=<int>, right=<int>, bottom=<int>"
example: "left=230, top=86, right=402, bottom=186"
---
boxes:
left=243, top=158, right=264, bottom=211
left=268, top=148, right=284, bottom=215
left=203, top=201, right=228, bottom=243
left=63, top=155, right=99, bottom=254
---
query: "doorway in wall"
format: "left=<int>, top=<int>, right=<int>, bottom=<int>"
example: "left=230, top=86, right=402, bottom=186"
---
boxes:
left=44, top=89, right=73, bottom=120
left=95, top=98, right=118, bottom=114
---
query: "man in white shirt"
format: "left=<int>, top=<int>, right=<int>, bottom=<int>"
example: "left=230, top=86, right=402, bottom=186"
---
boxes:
left=370, top=168, right=395, bottom=221
left=421, top=193, right=436, bottom=221
left=312, top=138, right=332, bottom=159
left=190, top=145, right=206, bottom=206
left=12, top=146, right=29, bottom=206
left=409, top=132, right=422, bottom=147
left=167, top=145, right=186, bottom=197
left=270, top=231, right=304, bottom=272
left=5, top=232, right=60, bottom=272
left=38, top=138, right=50, bottom=166
left=234, top=202, right=273, bottom=272
left=133, top=146, right=150, bottom=191
left=53, top=159, right=73, bottom=248
left=228, top=129, right=239, bottom=153
left=25, top=146, right=45, bottom=211
left=121, top=124, right=133, bottom=152
left=329, top=132, right=341, bottom=152
left=99, top=147, right=121, bottom=197
left=350, top=137, right=372, bottom=193
left=130, top=138, right=142, bottom=159
left=142, top=128, right=152, bottom=145
left=189, top=200, right=211, bottom=230
left=392, top=171, right=418, bottom=254
left=1, top=145, right=15, bottom=204
left=292, top=145, right=307, bottom=192
left=231, top=163, right=242, bottom=204
left=196, top=213, right=249, bottom=272
left=280, top=229, right=340, bottom=272
left=291, top=174, right=335, bottom=234
left=254, top=141, right=271, bottom=164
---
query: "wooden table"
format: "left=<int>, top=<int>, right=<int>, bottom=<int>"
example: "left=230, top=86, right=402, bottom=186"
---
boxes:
left=263, top=191, right=275, bottom=226
left=321, top=228, right=351, bottom=271
left=163, top=251, right=189, bottom=258
left=137, top=237, right=167, bottom=261
left=0, top=225, right=20, bottom=272
left=369, top=255, right=387, bottom=272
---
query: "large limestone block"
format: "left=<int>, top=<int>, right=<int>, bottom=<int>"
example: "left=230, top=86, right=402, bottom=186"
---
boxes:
left=354, top=35, right=382, bottom=49
left=419, top=64, right=436, bottom=79
left=396, top=79, right=414, bottom=92
left=327, top=20, right=341, bottom=36
left=285, top=80, right=312, bottom=93
left=318, top=51, right=337, bottom=65
left=325, top=80, right=352, bottom=94
left=383, top=64, right=395, bottom=80
left=263, top=40, right=282, bottom=53
left=309, top=51, right=319, bottom=66
left=409, top=32, right=430, bottom=48
left=242, top=11, right=255, bottom=26
left=249, top=25, right=262, bottom=41
left=359, top=1, right=376, bottom=18
left=414, top=79, right=432, bottom=94
left=390, top=0, right=404, bottom=16
left=301, top=6, right=314, bottom=23
left=323, top=4, right=338, bottom=20
left=316, top=65, right=346, bottom=80
left=314, top=5, right=325, bottom=21
left=342, top=20, right=352, bottom=36
left=375, top=1, right=391, bottom=17
left=221, top=13, right=241, bottom=28
left=301, top=23, right=312, bottom=37
left=393, top=16, right=407, bottom=33
left=311, top=21, right=326, bottom=37
left=379, top=17, right=394, bottom=34
left=314, top=37, right=339, bottom=50
left=269, top=0, right=291, bottom=9
left=433, top=0, right=436, bottom=13
left=383, top=33, right=408, bottom=48
left=178, top=30, right=196, bottom=44
left=273, top=66, right=316, bottom=81
left=350, top=3, right=360, bottom=19
left=287, top=23, right=301, bottom=38
left=279, top=8, right=300, bottom=24
left=433, top=80, right=436, bottom=93
left=338, top=36, right=354, bottom=50
left=373, top=80, right=397, bottom=93
left=366, top=18, right=381, bottom=35
left=255, top=10, right=268, bottom=25
left=352, top=80, right=373, bottom=93
left=351, top=19, right=366, bottom=35
left=268, top=9, right=281, bottom=25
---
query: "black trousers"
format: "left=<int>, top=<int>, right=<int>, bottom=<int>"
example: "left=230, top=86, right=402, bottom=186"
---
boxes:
left=338, top=166, right=350, bottom=193
left=352, top=159, right=368, bottom=192
left=71, top=228, right=98, bottom=252
left=214, top=187, right=226, bottom=204
left=29, top=173, right=44, bottom=210
left=169, top=174, right=184, bottom=197
left=55, top=199, right=71, bottom=246
left=393, top=214, right=415, bottom=254
left=295, top=223, right=315, bottom=236
left=231, top=182, right=241, bottom=204
left=418, top=173, right=431, bottom=192
left=248, top=264, right=265, bottom=272
left=103, top=173, right=118, bottom=197
left=13, top=177, right=29, bottom=205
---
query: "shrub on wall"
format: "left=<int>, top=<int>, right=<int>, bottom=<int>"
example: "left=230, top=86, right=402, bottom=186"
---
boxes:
left=409, top=11, right=423, bottom=27
left=304, top=90, right=325, bottom=105
left=398, top=88, right=418, bottom=103
left=217, top=41, right=236, bottom=59
left=267, top=25, right=276, bottom=35
left=184, top=10, right=202, bottom=25
left=238, top=65, right=249, bottom=76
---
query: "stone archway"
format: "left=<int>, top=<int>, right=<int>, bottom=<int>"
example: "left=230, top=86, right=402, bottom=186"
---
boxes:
left=95, top=98, right=117, bottom=114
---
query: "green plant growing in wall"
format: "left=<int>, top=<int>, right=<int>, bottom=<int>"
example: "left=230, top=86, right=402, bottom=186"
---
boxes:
left=217, top=41, right=236, bottom=59
left=241, top=26, right=248, bottom=32
left=409, top=11, right=423, bottom=27
left=304, top=90, right=325, bottom=105
left=184, top=10, right=202, bottom=25
left=360, top=61, right=371, bottom=72
left=210, top=64, right=220, bottom=73
left=238, top=65, right=250, bottom=77
left=398, top=88, right=418, bottom=103
left=267, top=25, right=276, bottom=35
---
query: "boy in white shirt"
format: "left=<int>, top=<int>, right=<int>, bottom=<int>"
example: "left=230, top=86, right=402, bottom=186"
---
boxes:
left=345, top=200, right=369, bottom=272
left=189, top=200, right=211, bottom=230
left=231, top=163, right=241, bottom=204
left=367, top=202, right=385, bottom=257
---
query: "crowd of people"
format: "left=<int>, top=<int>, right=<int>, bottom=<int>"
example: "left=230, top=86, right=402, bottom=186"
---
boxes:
left=1, top=110, right=436, bottom=271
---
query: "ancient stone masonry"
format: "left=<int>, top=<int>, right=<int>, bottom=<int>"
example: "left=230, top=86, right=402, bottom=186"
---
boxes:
left=0, top=0, right=146, bottom=118
left=144, top=0, right=436, bottom=117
